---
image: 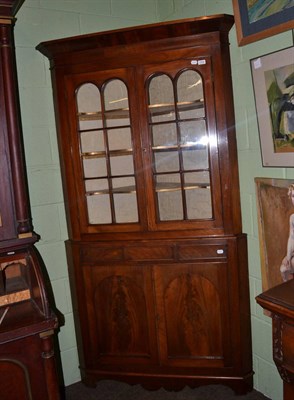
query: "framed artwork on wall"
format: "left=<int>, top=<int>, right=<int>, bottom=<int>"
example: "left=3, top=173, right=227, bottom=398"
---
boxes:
left=255, top=178, right=294, bottom=297
left=251, top=46, right=294, bottom=167
left=232, top=0, right=294, bottom=46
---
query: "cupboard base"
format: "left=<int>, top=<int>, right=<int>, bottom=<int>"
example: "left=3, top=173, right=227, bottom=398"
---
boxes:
left=81, top=369, right=254, bottom=395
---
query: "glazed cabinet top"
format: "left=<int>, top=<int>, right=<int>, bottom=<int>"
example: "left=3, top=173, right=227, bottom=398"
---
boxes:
left=37, top=15, right=243, bottom=241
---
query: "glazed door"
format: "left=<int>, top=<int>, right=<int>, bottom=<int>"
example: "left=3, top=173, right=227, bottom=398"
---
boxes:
left=154, top=261, right=232, bottom=368
left=82, top=264, right=158, bottom=368
left=64, top=67, right=146, bottom=234
left=139, top=57, right=223, bottom=232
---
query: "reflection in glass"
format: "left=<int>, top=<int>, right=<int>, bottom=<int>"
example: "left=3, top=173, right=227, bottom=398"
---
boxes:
left=179, top=120, right=207, bottom=146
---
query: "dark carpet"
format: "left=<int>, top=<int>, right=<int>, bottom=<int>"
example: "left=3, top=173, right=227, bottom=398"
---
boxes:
left=65, top=380, right=271, bottom=400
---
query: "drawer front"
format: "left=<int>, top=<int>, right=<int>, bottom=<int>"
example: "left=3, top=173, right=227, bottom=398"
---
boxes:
left=80, top=246, right=123, bottom=264
left=177, top=244, right=227, bottom=260
left=125, top=245, right=173, bottom=261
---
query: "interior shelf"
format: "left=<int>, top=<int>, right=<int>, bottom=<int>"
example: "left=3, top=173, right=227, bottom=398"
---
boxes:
left=82, top=149, right=133, bottom=158
left=85, top=182, right=210, bottom=196
left=81, top=144, right=206, bottom=160
left=152, top=144, right=207, bottom=151
left=78, top=99, right=204, bottom=121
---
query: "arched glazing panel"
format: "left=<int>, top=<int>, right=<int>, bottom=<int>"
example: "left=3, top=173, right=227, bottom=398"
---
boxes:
left=177, top=70, right=205, bottom=119
left=76, top=79, right=138, bottom=225
left=148, top=74, right=175, bottom=123
left=147, top=68, right=212, bottom=222
left=77, top=83, right=102, bottom=130
left=104, top=80, right=130, bottom=128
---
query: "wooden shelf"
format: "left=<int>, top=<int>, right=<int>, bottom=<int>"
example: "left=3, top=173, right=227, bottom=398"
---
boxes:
left=82, top=149, right=133, bottom=159
left=86, top=182, right=210, bottom=196
left=152, top=144, right=207, bottom=151
left=78, top=99, right=204, bottom=121
left=81, top=144, right=206, bottom=160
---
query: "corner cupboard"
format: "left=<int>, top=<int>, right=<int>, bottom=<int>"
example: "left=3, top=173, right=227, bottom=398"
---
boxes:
left=37, top=15, right=253, bottom=394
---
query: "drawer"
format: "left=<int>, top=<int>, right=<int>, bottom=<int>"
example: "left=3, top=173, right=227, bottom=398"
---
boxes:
left=124, top=245, right=173, bottom=261
left=80, top=246, right=123, bottom=264
left=177, top=243, right=227, bottom=261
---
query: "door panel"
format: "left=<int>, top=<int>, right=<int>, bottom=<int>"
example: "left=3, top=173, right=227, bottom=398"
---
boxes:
left=64, top=68, right=146, bottom=233
left=83, top=264, right=158, bottom=366
left=154, top=261, right=231, bottom=368
left=139, top=58, right=223, bottom=231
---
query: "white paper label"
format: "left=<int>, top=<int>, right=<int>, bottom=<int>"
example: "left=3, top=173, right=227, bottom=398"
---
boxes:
left=253, top=58, right=262, bottom=69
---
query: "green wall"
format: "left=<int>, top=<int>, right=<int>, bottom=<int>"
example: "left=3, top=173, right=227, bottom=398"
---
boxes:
left=14, top=1, right=293, bottom=398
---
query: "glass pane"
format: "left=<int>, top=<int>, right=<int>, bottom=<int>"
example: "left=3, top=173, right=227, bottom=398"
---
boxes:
left=83, top=157, right=107, bottom=178
left=186, top=188, right=212, bottom=219
left=108, top=127, right=132, bottom=151
left=86, top=195, right=112, bottom=224
left=85, top=179, right=109, bottom=195
left=154, top=151, right=179, bottom=173
left=184, top=171, right=210, bottom=187
left=182, top=149, right=208, bottom=170
left=85, top=179, right=111, bottom=224
left=151, top=123, right=177, bottom=148
left=180, top=120, right=209, bottom=170
left=104, top=80, right=130, bottom=127
left=157, top=191, right=183, bottom=221
left=76, top=83, right=102, bottom=130
left=177, top=70, right=205, bottom=119
left=148, top=74, right=175, bottom=123
left=184, top=172, right=212, bottom=219
left=110, top=155, right=134, bottom=176
left=80, top=130, right=105, bottom=154
left=156, top=174, right=183, bottom=221
left=113, top=177, right=138, bottom=223
left=180, top=120, right=207, bottom=147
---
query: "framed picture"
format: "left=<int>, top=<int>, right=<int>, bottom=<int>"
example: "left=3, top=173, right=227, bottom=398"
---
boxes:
left=251, top=47, right=294, bottom=167
left=255, top=177, right=294, bottom=297
left=232, top=0, right=294, bottom=46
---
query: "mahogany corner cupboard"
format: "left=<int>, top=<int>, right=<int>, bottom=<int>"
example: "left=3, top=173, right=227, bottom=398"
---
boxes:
left=37, top=15, right=253, bottom=393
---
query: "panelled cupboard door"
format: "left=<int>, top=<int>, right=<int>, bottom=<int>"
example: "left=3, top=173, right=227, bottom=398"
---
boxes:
left=153, top=262, right=231, bottom=368
left=82, top=264, right=158, bottom=367
left=139, top=57, right=223, bottom=232
left=63, top=67, right=147, bottom=234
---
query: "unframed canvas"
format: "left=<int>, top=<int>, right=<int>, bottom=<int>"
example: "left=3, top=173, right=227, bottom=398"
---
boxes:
left=255, top=178, right=294, bottom=297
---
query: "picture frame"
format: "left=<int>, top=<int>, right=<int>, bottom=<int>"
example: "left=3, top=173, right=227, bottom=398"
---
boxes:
left=251, top=46, right=294, bottom=167
left=255, top=177, right=294, bottom=296
left=232, top=0, right=294, bottom=46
